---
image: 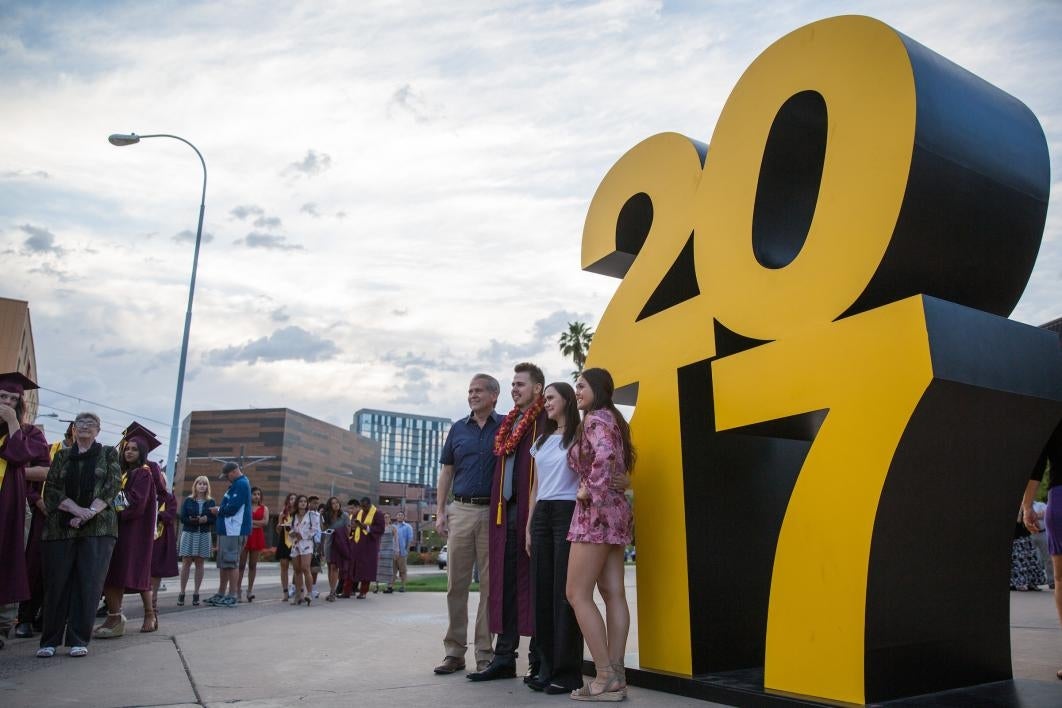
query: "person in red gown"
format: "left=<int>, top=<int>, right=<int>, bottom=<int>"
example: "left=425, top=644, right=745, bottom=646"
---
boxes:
left=0, top=372, right=49, bottom=649
left=237, top=486, right=268, bottom=602
left=95, top=423, right=160, bottom=638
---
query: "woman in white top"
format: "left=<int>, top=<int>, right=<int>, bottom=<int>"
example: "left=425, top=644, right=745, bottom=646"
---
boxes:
left=288, top=495, right=320, bottom=606
left=524, top=381, right=584, bottom=694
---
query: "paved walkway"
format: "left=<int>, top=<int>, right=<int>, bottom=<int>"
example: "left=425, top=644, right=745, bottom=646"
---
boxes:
left=1, top=564, right=1059, bottom=707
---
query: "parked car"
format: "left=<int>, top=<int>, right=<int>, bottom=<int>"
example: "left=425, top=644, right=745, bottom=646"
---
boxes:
left=438, top=545, right=448, bottom=570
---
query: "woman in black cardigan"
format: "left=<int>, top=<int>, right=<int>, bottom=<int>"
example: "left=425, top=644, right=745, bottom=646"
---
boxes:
left=177, top=475, right=216, bottom=606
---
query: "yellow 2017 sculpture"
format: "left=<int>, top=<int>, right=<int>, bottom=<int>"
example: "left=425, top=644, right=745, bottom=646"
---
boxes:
left=582, top=15, right=1062, bottom=704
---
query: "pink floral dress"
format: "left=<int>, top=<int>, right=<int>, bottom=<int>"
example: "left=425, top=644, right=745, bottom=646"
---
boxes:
left=566, top=409, right=633, bottom=546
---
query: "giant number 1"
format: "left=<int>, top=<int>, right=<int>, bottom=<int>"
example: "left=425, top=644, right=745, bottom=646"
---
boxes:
left=581, top=15, right=1058, bottom=704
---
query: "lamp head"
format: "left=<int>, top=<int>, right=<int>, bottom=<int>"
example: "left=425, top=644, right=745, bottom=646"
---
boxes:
left=108, top=133, right=140, bottom=146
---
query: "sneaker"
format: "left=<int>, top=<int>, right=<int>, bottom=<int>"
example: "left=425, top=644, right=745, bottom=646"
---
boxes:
left=219, top=596, right=237, bottom=607
left=206, top=594, right=224, bottom=606
left=69, top=646, right=89, bottom=657
left=288, top=584, right=295, bottom=598
left=36, top=646, right=56, bottom=658
left=313, top=589, right=320, bottom=599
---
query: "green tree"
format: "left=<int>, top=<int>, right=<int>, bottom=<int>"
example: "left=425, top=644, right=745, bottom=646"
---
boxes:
left=558, top=321, right=594, bottom=381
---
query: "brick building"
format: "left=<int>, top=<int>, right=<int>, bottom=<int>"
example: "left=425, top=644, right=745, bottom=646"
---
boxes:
left=173, top=408, right=380, bottom=542
left=0, top=297, right=39, bottom=422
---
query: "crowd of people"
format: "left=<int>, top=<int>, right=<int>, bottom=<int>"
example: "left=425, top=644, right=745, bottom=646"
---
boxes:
left=0, top=370, right=415, bottom=660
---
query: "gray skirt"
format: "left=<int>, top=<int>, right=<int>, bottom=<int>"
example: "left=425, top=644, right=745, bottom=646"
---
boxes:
left=178, top=529, right=213, bottom=559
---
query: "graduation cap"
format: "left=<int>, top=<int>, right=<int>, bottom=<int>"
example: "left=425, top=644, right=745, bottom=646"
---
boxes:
left=0, top=371, right=38, bottom=395
left=122, top=420, right=162, bottom=452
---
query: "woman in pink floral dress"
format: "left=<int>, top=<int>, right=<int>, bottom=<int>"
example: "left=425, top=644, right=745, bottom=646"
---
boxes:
left=566, top=368, right=634, bottom=701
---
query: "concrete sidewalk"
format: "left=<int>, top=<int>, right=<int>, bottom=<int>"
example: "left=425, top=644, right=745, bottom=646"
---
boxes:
left=0, top=564, right=1059, bottom=707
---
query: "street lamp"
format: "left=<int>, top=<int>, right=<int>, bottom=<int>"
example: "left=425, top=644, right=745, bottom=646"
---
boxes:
left=108, top=132, right=207, bottom=484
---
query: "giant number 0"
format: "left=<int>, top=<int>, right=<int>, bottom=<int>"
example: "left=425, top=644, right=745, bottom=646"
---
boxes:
left=582, top=16, right=1062, bottom=704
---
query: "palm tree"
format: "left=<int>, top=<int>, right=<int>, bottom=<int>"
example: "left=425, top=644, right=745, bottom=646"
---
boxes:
left=558, top=321, right=594, bottom=380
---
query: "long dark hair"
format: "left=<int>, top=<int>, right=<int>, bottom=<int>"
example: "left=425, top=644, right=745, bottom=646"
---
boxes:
left=323, top=496, right=342, bottom=525
left=535, top=382, right=578, bottom=450
left=293, top=494, right=309, bottom=520
left=282, top=492, right=296, bottom=518
left=120, top=437, right=147, bottom=472
left=577, top=367, right=636, bottom=472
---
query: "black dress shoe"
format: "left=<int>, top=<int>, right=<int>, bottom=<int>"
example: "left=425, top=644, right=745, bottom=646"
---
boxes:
left=467, top=658, right=517, bottom=681
left=523, top=664, right=541, bottom=684
left=14, top=623, right=34, bottom=638
left=526, top=675, right=549, bottom=691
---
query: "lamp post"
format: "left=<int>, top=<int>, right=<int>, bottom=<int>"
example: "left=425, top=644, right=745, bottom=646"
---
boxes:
left=108, top=132, right=207, bottom=484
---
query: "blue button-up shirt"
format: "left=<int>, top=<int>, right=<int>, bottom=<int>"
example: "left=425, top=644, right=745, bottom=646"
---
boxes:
left=440, top=410, right=502, bottom=498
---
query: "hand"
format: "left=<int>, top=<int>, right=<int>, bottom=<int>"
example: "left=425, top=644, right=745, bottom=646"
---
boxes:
left=209, top=507, right=219, bottom=515
left=435, top=512, right=448, bottom=537
left=35, top=499, right=48, bottom=515
left=609, top=470, right=631, bottom=492
left=74, top=506, right=95, bottom=522
left=525, top=525, right=532, bottom=556
left=1022, top=506, right=1039, bottom=534
left=0, top=403, right=20, bottom=431
left=69, top=516, right=82, bottom=529
left=199, top=515, right=208, bottom=523
left=576, top=483, right=590, bottom=504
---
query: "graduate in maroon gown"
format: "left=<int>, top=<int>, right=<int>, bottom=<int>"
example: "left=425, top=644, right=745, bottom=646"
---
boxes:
left=0, top=372, right=50, bottom=647
left=16, top=425, right=70, bottom=639
left=149, top=463, right=178, bottom=621
left=347, top=496, right=385, bottom=598
left=95, top=423, right=160, bottom=638
left=469, top=362, right=546, bottom=682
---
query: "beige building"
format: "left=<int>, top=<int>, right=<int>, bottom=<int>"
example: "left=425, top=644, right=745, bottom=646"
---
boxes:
left=0, top=297, right=39, bottom=422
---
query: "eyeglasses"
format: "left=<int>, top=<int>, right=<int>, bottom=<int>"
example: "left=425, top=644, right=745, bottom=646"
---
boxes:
left=74, top=420, right=99, bottom=429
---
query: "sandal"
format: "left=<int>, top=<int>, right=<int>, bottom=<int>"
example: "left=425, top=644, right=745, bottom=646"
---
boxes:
left=141, top=609, right=158, bottom=633
left=93, top=612, right=126, bottom=639
left=571, top=665, right=625, bottom=702
left=192, top=593, right=200, bottom=606
left=246, top=593, right=255, bottom=603
left=177, top=592, right=185, bottom=606
left=611, top=663, right=628, bottom=697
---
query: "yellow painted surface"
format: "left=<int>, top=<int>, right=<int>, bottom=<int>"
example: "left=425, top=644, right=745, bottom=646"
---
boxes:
left=580, top=15, right=928, bottom=699
left=713, top=297, right=935, bottom=703
left=696, top=16, right=916, bottom=340
left=582, top=132, right=711, bottom=675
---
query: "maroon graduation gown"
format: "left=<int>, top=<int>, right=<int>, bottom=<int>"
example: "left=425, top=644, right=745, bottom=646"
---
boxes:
left=151, top=488, right=179, bottom=578
left=348, top=507, right=385, bottom=582
left=104, top=464, right=156, bottom=592
left=0, top=424, right=49, bottom=604
left=488, top=408, right=546, bottom=637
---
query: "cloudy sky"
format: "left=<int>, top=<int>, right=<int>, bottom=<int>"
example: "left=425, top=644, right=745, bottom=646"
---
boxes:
left=3, top=0, right=1060, bottom=456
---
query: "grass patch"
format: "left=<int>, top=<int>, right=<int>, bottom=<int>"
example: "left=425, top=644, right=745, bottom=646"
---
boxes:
left=404, top=572, right=480, bottom=593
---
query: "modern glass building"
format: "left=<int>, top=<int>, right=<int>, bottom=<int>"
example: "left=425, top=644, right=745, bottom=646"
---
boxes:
left=352, top=408, right=452, bottom=488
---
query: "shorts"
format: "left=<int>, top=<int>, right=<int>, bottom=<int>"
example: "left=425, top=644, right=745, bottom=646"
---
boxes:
left=217, top=535, right=246, bottom=569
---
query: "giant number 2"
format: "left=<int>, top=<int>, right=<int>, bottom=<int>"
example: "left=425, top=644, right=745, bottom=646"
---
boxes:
left=581, top=16, right=1061, bottom=704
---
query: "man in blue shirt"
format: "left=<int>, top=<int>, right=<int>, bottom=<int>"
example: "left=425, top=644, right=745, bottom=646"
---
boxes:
left=393, top=512, right=414, bottom=592
left=433, top=374, right=502, bottom=676
left=208, top=462, right=251, bottom=607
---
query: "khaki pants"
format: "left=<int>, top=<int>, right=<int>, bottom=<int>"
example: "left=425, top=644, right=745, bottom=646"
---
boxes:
left=443, top=501, right=493, bottom=663
left=393, top=554, right=407, bottom=584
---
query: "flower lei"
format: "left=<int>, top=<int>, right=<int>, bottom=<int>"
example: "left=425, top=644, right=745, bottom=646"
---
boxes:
left=493, top=396, right=545, bottom=456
